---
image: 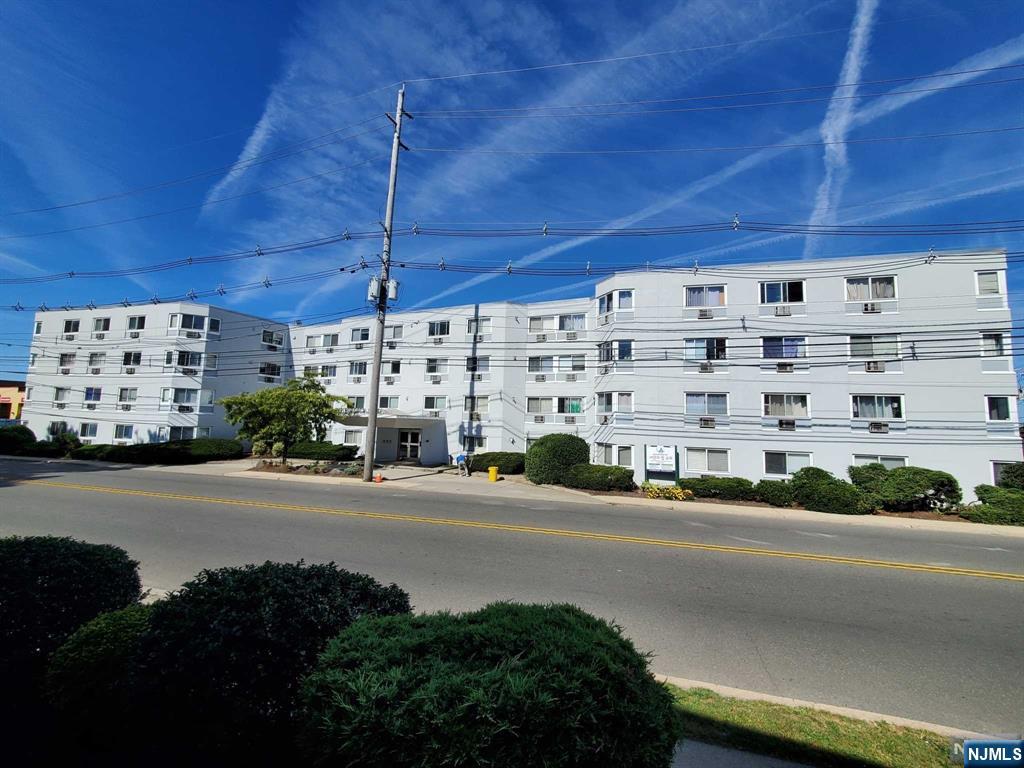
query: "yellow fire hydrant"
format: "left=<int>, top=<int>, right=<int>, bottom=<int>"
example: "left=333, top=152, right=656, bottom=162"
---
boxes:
left=488, top=466, right=499, bottom=482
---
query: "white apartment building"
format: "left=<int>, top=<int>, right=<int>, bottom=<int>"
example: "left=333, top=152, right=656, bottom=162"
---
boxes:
left=21, top=250, right=1021, bottom=497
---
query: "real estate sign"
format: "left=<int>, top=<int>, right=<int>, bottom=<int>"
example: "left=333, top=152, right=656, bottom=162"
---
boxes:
left=646, top=445, right=676, bottom=474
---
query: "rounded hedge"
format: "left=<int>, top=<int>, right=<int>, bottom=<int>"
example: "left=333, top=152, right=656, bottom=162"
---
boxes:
left=525, top=433, right=589, bottom=485
left=301, top=603, right=682, bottom=767
left=753, top=479, right=795, bottom=507
left=847, top=462, right=890, bottom=494
left=46, top=604, right=154, bottom=750
left=877, top=467, right=961, bottom=511
left=970, top=485, right=1024, bottom=525
left=563, top=463, right=636, bottom=491
left=136, top=561, right=411, bottom=764
left=995, top=462, right=1024, bottom=490
left=288, top=441, right=357, bottom=461
left=0, top=424, right=36, bottom=454
left=469, top=451, right=525, bottom=474
left=677, top=476, right=756, bottom=501
left=796, top=478, right=874, bottom=515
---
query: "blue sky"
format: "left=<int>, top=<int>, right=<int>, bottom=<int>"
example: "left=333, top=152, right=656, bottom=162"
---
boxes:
left=1, top=0, right=1022, bottom=349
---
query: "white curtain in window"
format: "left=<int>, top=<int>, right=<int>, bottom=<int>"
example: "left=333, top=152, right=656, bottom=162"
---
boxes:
left=978, top=272, right=1000, bottom=294
left=686, top=448, right=708, bottom=472
left=617, top=392, right=633, bottom=412
left=846, top=278, right=869, bottom=301
left=871, top=277, right=895, bottom=299
left=707, top=449, right=729, bottom=472
left=982, top=334, right=1004, bottom=356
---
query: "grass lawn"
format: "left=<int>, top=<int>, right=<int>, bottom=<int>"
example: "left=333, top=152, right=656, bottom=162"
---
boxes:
left=670, top=685, right=954, bottom=767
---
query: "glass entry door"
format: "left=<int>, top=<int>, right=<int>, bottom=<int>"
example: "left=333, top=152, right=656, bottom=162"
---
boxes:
left=398, top=430, right=420, bottom=460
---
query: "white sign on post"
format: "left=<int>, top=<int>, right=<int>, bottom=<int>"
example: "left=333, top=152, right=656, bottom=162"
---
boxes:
left=646, top=445, right=676, bottom=473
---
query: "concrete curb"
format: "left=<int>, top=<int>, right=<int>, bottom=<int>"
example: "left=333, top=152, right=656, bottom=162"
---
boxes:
left=655, top=674, right=988, bottom=739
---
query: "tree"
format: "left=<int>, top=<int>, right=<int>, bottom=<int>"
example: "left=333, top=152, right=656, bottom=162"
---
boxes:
left=220, top=375, right=350, bottom=462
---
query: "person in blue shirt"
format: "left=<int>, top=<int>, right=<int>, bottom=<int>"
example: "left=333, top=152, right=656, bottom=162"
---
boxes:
left=455, top=452, right=470, bottom=477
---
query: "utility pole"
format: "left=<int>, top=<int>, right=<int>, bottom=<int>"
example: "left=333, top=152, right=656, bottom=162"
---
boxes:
left=363, top=85, right=408, bottom=481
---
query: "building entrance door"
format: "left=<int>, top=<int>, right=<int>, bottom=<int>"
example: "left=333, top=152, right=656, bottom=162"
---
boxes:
left=398, top=430, right=420, bottom=460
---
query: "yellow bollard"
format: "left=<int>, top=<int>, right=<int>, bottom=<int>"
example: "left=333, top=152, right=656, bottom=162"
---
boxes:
left=488, top=466, right=499, bottom=482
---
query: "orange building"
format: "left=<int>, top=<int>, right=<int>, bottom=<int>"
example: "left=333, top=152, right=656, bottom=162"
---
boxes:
left=0, top=379, right=26, bottom=422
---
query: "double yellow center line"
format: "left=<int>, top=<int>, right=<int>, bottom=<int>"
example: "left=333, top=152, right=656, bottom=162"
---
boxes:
left=19, top=479, right=1024, bottom=583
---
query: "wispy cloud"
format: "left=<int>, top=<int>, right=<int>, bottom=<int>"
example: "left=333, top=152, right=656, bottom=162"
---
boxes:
left=802, top=0, right=879, bottom=258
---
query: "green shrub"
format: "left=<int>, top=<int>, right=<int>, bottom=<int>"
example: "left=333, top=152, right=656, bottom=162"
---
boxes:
left=288, top=441, right=357, bottom=461
left=0, top=424, right=35, bottom=454
left=69, top=443, right=114, bottom=460
left=136, top=561, right=411, bottom=764
left=525, top=433, right=589, bottom=485
left=251, top=439, right=270, bottom=457
left=796, top=478, right=874, bottom=515
left=0, top=536, right=141, bottom=734
left=563, top=463, right=636, bottom=491
left=877, top=467, right=961, bottom=511
left=996, top=463, right=1024, bottom=490
left=17, top=440, right=66, bottom=458
left=677, top=476, right=756, bottom=501
left=753, top=479, right=795, bottom=507
left=46, top=604, right=154, bottom=749
left=970, top=485, right=1024, bottom=525
left=847, top=462, right=890, bottom=494
left=97, top=437, right=244, bottom=465
left=789, top=466, right=835, bottom=496
left=301, top=603, right=681, bottom=768
left=469, top=451, right=525, bottom=474
left=51, top=430, right=82, bottom=454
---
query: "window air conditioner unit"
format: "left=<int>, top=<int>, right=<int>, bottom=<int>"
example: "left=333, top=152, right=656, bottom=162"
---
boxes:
left=565, top=332, right=578, bottom=341
left=776, top=362, right=794, bottom=373
left=864, top=361, right=885, bottom=372
left=534, top=374, right=547, bottom=382
left=474, top=334, right=484, bottom=342
left=120, top=404, right=132, bottom=411
left=699, top=417, right=716, bottom=429
left=600, top=415, right=610, bottom=425
left=774, top=306, right=791, bottom=317
left=428, top=410, right=440, bottom=418
left=433, top=337, right=444, bottom=345
left=430, top=376, right=442, bottom=385
left=186, top=331, right=202, bottom=338
left=54, top=403, right=66, bottom=409
left=472, top=373, right=484, bottom=382
left=266, top=344, right=278, bottom=352
left=868, top=421, right=889, bottom=434
left=85, top=403, right=96, bottom=410
left=355, top=343, right=364, bottom=350
left=321, top=379, right=332, bottom=385
left=177, top=405, right=194, bottom=413
left=90, top=367, right=102, bottom=375
left=386, top=341, right=396, bottom=349
left=182, top=368, right=198, bottom=376
left=384, top=376, right=395, bottom=385
left=81, top=439, right=92, bottom=446
left=63, top=334, right=76, bottom=341
left=95, top=333, right=105, bottom=340
left=697, top=308, right=713, bottom=319
left=564, top=415, right=576, bottom=425
left=352, top=376, right=362, bottom=384
left=470, top=412, right=482, bottom=421
left=324, top=347, right=334, bottom=353
left=535, top=334, right=547, bottom=342
left=778, top=419, right=796, bottom=431
left=261, top=376, right=276, bottom=383
left=533, top=415, right=546, bottom=423
left=125, top=367, right=136, bottom=374
left=60, top=367, right=71, bottom=375
left=698, top=362, right=714, bottom=373
left=565, top=373, right=577, bottom=382
left=863, top=302, right=880, bottom=314
left=129, top=331, right=140, bottom=339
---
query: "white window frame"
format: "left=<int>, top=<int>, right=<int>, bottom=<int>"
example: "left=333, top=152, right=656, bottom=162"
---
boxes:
left=684, top=284, right=727, bottom=308
left=762, top=393, right=810, bottom=419
left=758, top=280, right=805, bottom=305
left=127, top=315, right=146, bottom=331
left=761, top=336, right=807, bottom=360
left=63, top=319, right=80, bottom=334
left=424, top=395, right=447, bottom=410
left=850, top=394, right=905, bottom=421
left=558, top=313, right=586, bottom=331
left=980, top=331, right=1009, bottom=358
left=384, top=324, right=403, bottom=340
left=261, top=329, right=284, bottom=346
left=427, top=320, right=450, bottom=337
left=844, top=275, right=897, bottom=302
left=464, top=395, right=489, bottom=414
left=684, top=337, right=727, bottom=361
left=349, top=361, right=367, bottom=376
left=853, top=454, right=907, bottom=470
left=114, top=424, right=134, bottom=441
left=975, top=270, right=1006, bottom=297
left=118, top=388, right=138, bottom=403
left=763, top=450, right=812, bottom=477
left=985, top=395, right=1013, bottom=422
left=83, top=387, right=102, bottom=403
left=684, top=392, right=729, bottom=416
left=685, top=447, right=730, bottom=474
left=848, top=334, right=900, bottom=359
left=33, top=321, right=42, bottom=336
left=378, top=396, right=399, bottom=409
left=351, top=327, right=370, bottom=342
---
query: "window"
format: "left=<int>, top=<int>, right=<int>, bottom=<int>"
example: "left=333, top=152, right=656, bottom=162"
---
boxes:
left=48, top=421, right=69, bottom=436
left=122, top=351, right=142, bottom=366
left=986, top=396, right=1012, bottom=421
left=685, top=392, right=728, bottom=415
left=527, top=398, right=553, bottom=414
left=208, top=318, right=220, bottom=333
left=384, top=325, right=403, bottom=340
left=762, top=336, right=806, bottom=359
left=428, top=321, right=450, bottom=336
left=426, top=358, right=448, bottom=374
left=351, top=327, right=369, bottom=342
left=262, top=329, right=284, bottom=346
left=559, top=313, right=586, bottom=331
left=118, top=388, right=137, bottom=403
left=88, top=352, right=106, bottom=367
left=598, top=289, right=633, bottom=314
left=685, top=285, right=726, bottom=307
left=981, top=332, right=1005, bottom=356
left=759, top=281, right=804, bottom=304
left=307, top=333, right=339, bottom=349
left=164, top=388, right=198, bottom=405
left=58, top=353, right=76, bottom=367
left=84, top=387, right=102, bottom=402
left=259, top=362, right=282, bottom=377
left=34, top=321, right=42, bottom=335
left=993, top=461, right=1017, bottom=485
left=977, top=271, right=1002, bottom=295
left=467, top=318, right=491, bottom=335
left=617, top=445, right=633, bottom=467
left=853, top=454, right=907, bottom=470
left=382, top=360, right=401, bottom=375
left=464, top=396, right=489, bottom=414
left=686, top=448, right=729, bottom=474
left=466, top=356, right=490, bottom=373
left=764, top=451, right=810, bottom=476
left=127, top=315, right=146, bottom=330
left=684, top=338, right=727, bottom=361
left=379, top=396, right=398, bottom=409
left=763, top=393, right=808, bottom=418
left=349, top=396, right=365, bottom=410
left=598, top=340, right=633, bottom=363
left=559, top=354, right=586, bottom=372
left=617, top=392, right=633, bottom=412
left=79, top=423, right=98, bottom=438
left=850, top=334, right=898, bottom=359
left=93, top=317, right=110, bottom=332
left=114, top=424, right=134, bottom=440
left=618, top=290, right=634, bottom=309
left=169, top=427, right=196, bottom=441
left=529, top=356, right=554, bottom=373
left=557, top=397, right=582, bottom=414
left=53, top=387, right=69, bottom=402
left=845, top=276, right=895, bottom=301
left=25, top=387, right=33, bottom=401
left=617, top=340, right=633, bottom=360
left=171, top=313, right=205, bottom=330
left=424, top=396, right=447, bottom=410
left=205, top=354, right=218, bottom=370
left=851, top=395, right=903, bottom=419
left=63, top=319, right=80, bottom=333
left=197, top=427, right=211, bottom=438
left=463, top=435, right=487, bottom=452
left=597, top=392, right=632, bottom=413
left=29, top=353, right=37, bottom=368
left=597, top=392, right=612, bottom=413
left=167, top=351, right=202, bottom=367
left=343, top=430, right=362, bottom=444
left=528, top=316, right=550, bottom=333
left=599, top=444, right=633, bottom=467
left=320, top=365, right=337, bottom=377
left=304, top=365, right=318, bottom=376
left=349, top=361, right=367, bottom=376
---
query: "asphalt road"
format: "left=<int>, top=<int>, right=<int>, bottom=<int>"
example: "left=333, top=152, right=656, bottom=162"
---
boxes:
left=2, top=458, right=1022, bottom=735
